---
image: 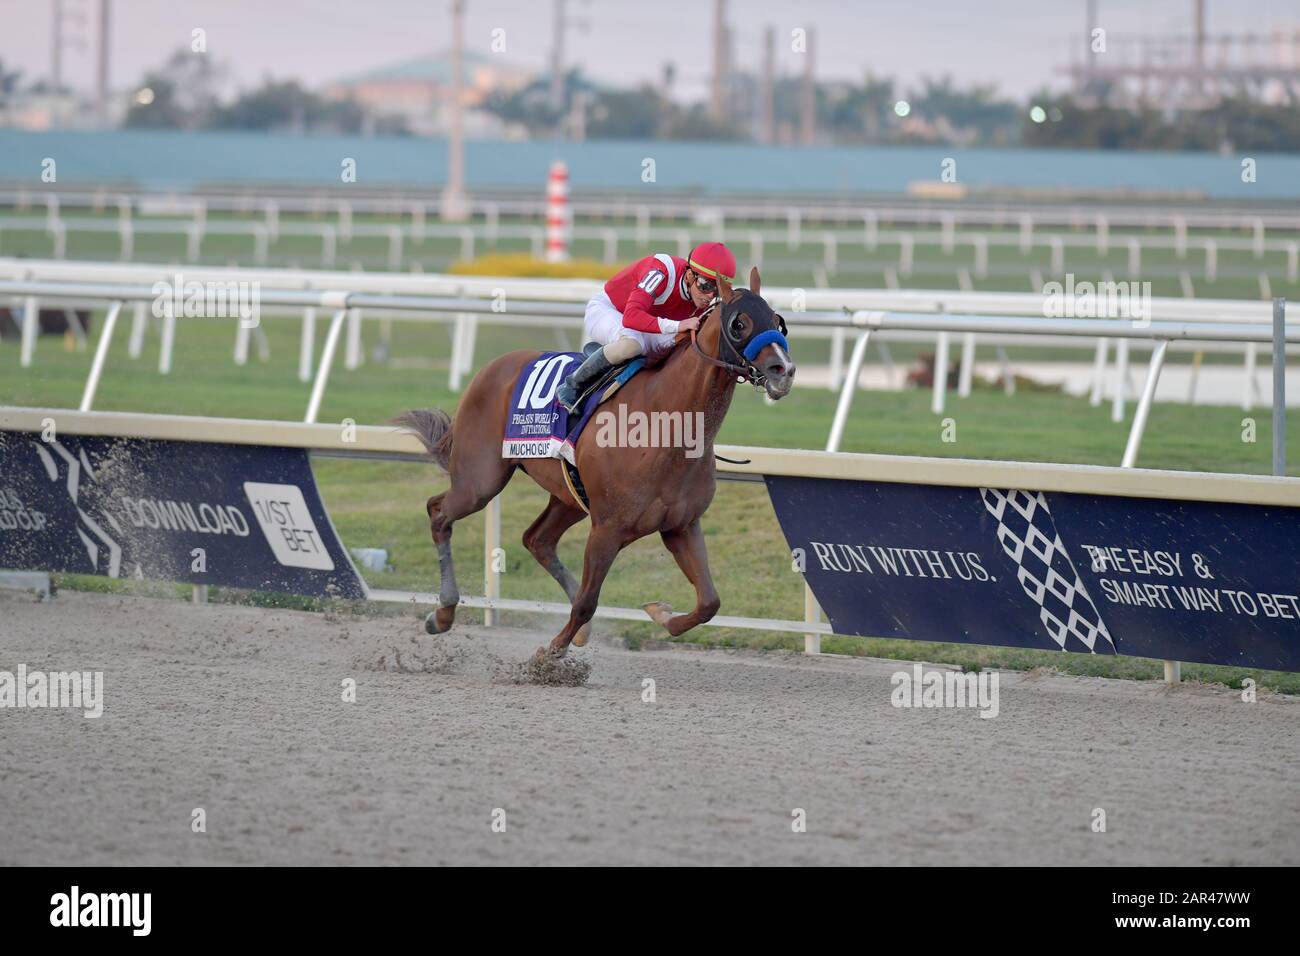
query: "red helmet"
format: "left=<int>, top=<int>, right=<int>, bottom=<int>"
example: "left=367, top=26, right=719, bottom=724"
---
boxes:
left=687, top=242, right=736, bottom=284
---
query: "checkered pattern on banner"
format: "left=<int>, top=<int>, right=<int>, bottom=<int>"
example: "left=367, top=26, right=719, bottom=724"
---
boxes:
left=979, top=488, right=1117, bottom=654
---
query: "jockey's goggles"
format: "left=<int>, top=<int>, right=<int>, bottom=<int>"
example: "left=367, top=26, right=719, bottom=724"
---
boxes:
left=692, top=273, right=717, bottom=295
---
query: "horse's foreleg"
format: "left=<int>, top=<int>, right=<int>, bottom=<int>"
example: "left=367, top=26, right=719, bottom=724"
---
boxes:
left=547, top=523, right=623, bottom=655
left=644, top=520, right=720, bottom=637
left=522, top=495, right=591, bottom=643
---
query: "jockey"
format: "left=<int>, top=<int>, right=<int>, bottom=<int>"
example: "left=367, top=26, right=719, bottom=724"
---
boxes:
left=557, top=241, right=737, bottom=413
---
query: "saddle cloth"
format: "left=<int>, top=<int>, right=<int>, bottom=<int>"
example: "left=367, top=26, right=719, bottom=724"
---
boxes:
left=502, top=351, right=645, bottom=465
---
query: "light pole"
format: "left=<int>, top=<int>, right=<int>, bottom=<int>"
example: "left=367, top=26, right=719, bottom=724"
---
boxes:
left=440, top=0, right=470, bottom=222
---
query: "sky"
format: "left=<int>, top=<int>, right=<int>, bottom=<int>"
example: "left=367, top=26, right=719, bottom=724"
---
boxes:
left=2, top=0, right=1297, bottom=104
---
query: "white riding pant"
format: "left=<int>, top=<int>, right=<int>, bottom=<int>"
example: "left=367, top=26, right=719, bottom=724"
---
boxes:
left=583, top=291, right=676, bottom=360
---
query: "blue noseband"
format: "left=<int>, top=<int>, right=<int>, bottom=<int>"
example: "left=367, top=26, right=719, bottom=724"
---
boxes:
left=743, top=329, right=789, bottom=362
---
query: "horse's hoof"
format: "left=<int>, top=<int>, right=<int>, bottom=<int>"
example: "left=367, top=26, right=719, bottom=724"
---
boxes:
left=424, top=606, right=456, bottom=635
left=571, top=621, right=592, bottom=647
left=642, top=601, right=674, bottom=627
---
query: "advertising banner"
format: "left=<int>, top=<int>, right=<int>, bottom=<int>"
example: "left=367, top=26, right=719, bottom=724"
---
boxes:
left=0, top=431, right=366, bottom=599
left=766, top=475, right=1300, bottom=671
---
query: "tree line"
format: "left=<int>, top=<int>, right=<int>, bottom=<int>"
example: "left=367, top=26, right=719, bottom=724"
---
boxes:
left=4, top=50, right=1297, bottom=152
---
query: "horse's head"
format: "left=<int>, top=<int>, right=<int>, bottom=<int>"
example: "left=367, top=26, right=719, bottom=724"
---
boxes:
left=714, top=267, right=796, bottom=400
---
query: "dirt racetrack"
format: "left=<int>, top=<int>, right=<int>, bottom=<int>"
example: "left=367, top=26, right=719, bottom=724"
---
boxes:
left=2, top=589, right=1297, bottom=866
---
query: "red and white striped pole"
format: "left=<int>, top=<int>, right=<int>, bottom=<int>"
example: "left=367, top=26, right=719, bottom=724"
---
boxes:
left=545, top=160, right=570, bottom=262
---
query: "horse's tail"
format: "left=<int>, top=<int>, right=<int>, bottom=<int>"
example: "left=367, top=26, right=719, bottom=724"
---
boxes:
left=391, top=408, right=454, bottom=472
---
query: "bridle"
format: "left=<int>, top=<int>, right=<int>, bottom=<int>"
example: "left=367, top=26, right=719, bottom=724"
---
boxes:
left=688, top=292, right=789, bottom=390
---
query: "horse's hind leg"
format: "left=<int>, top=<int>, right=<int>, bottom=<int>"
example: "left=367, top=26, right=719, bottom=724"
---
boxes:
left=643, top=519, right=720, bottom=637
left=522, top=495, right=589, bottom=643
left=424, top=492, right=459, bottom=633
left=425, top=463, right=514, bottom=635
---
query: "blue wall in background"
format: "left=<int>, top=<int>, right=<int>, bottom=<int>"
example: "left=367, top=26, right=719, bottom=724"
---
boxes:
left=2, top=128, right=1297, bottom=198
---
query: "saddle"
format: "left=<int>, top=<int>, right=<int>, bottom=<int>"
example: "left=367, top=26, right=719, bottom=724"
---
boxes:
left=502, top=348, right=646, bottom=512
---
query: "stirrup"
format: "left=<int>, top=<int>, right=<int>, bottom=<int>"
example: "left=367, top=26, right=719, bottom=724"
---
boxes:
left=557, top=381, right=581, bottom=414
left=559, top=349, right=612, bottom=414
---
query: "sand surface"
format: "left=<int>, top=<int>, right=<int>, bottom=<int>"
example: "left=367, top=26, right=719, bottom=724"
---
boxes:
left=1, top=589, right=1296, bottom=866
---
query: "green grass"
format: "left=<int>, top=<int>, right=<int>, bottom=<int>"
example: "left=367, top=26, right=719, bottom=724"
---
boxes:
left=5, top=310, right=1298, bottom=693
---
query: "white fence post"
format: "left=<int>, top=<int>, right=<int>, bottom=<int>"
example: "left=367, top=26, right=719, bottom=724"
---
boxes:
left=899, top=233, right=914, bottom=276
left=344, top=308, right=363, bottom=370
left=299, top=307, right=317, bottom=383
left=958, top=332, right=976, bottom=398
left=117, top=220, right=133, bottom=261
left=449, top=314, right=468, bottom=392
left=233, top=319, right=251, bottom=366
left=931, top=332, right=949, bottom=414
left=1121, top=340, right=1169, bottom=468
left=803, top=585, right=821, bottom=655
left=127, top=301, right=148, bottom=359
left=1049, top=236, right=1064, bottom=275
left=305, top=308, right=350, bottom=424
left=1089, top=338, right=1109, bottom=406
left=828, top=327, right=845, bottom=391
left=158, top=301, right=176, bottom=374
left=387, top=226, right=404, bottom=271
left=1111, top=338, right=1130, bottom=423
left=826, top=328, right=873, bottom=453
left=1018, top=213, right=1033, bottom=253
left=459, top=314, right=478, bottom=378
left=78, top=301, right=124, bottom=412
left=1242, top=343, right=1258, bottom=411
left=821, top=232, right=837, bottom=272
left=20, top=296, right=39, bottom=367
left=973, top=234, right=988, bottom=278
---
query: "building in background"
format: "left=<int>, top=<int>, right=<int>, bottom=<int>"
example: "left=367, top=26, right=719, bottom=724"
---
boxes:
left=0, top=85, right=130, bottom=131
left=322, top=52, right=535, bottom=139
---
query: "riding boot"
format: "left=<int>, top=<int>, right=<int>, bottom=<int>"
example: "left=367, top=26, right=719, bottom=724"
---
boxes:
left=557, top=348, right=614, bottom=414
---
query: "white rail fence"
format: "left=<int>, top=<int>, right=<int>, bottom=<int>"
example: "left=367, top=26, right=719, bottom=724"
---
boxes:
left=7, top=185, right=1300, bottom=234
left=0, top=267, right=1289, bottom=453
left=2, top=210, right=1295, bottom=296
left=2, top=257, right=1289, bottom=390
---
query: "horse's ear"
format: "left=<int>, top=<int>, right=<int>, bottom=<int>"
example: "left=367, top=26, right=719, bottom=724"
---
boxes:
left=749, top=266, right=761, bottom=295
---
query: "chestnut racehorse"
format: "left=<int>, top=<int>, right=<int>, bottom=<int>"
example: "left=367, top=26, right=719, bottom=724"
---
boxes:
left=396, top=267, right=795, bottom=655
